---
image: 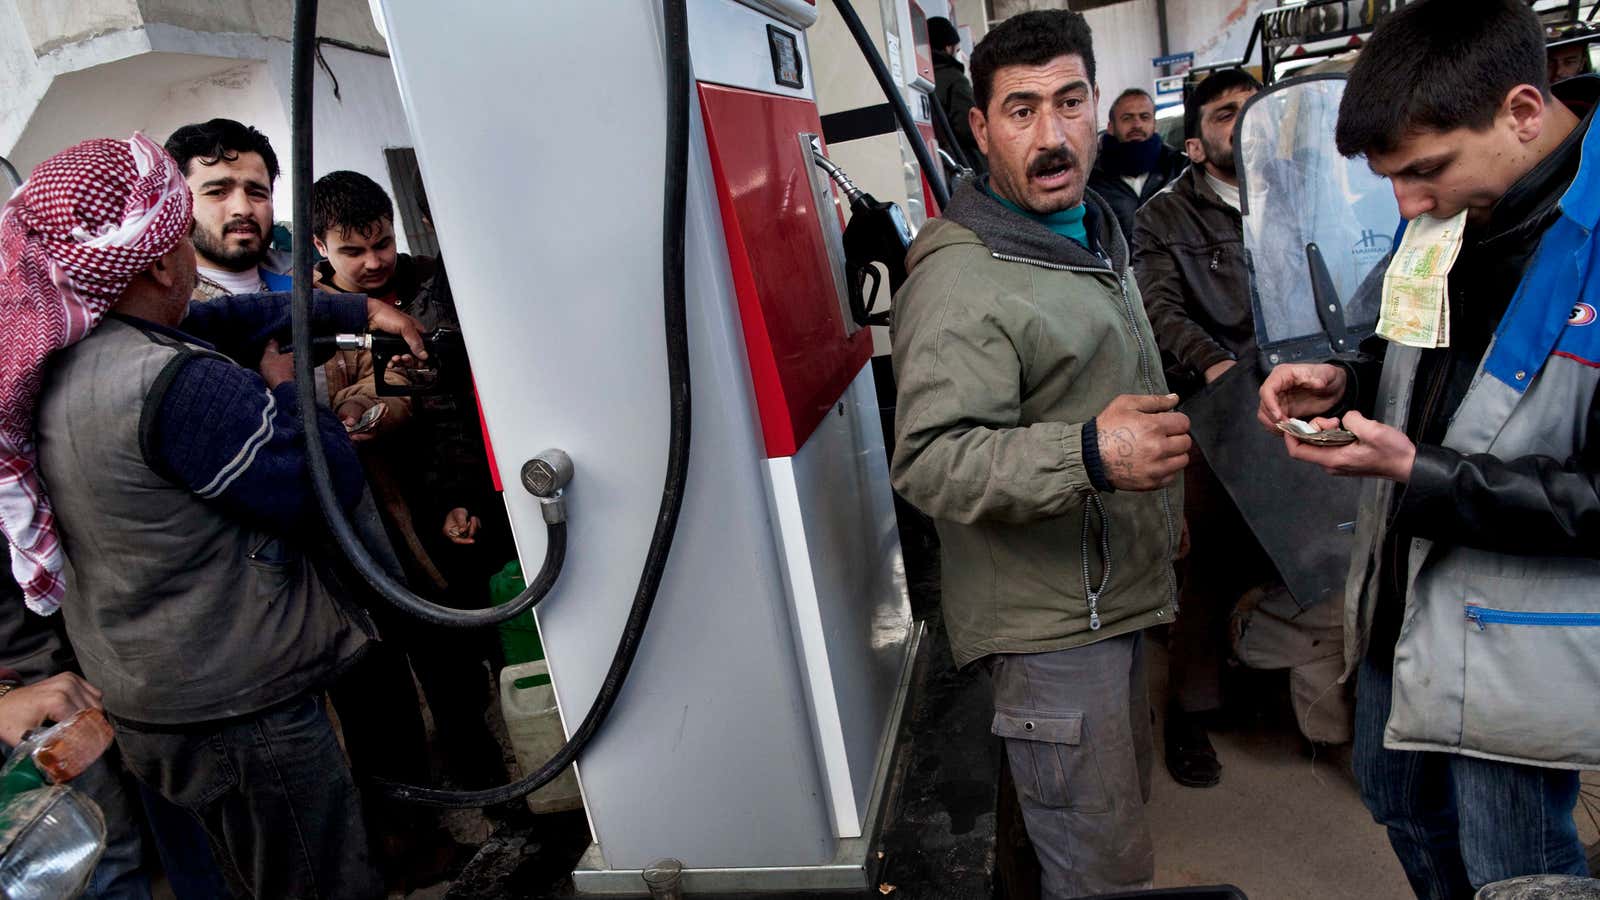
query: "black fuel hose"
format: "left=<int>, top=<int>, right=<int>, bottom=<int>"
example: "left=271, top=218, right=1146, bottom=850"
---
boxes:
left=289, top=0, right=693, bottom=807
left=832, top=0, right=951, bottom=209
left=288, top=1, right=562, bottom=631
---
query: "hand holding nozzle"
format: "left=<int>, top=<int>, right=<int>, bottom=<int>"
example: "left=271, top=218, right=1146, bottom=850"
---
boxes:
left=318, top=328, right=469, bottom=397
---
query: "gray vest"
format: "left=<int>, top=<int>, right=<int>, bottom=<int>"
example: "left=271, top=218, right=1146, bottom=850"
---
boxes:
left=35, top=318, right=370, bottom=725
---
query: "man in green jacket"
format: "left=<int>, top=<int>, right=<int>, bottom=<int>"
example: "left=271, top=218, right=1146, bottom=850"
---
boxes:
left=891, top=10, right=1188, bottom=898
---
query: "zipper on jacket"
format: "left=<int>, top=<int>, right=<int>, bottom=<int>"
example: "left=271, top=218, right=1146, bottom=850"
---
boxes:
left=1465, top=605, right=1600, bottom=631
left=990, top=251, right=1111, bottom=275
left=1082, top=493, right=1111, bottom=630
left=1114, top=269, right=1182, bottom=606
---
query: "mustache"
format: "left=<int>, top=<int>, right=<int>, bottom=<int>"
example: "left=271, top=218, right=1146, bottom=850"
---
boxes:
left=223, top=218, right=261, bottom=235
left=1028, top=145, right=1081, bottom=178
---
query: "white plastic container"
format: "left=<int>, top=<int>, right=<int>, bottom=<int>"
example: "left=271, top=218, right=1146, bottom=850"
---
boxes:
left=498, top=660, right=583, bottom=814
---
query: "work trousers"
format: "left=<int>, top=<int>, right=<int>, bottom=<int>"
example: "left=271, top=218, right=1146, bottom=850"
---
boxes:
left=1353, top=651, right=1587, bottom=899
left=114, top=694, right=382, bottom=900
left=1169, top=457, right=1271, bottom=714
left=989, top=631, right=1155, bottom=899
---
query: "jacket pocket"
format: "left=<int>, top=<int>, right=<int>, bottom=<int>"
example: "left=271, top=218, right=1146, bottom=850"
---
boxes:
left=246, top=534, right=293, bottom=604
left=1460, top=602, right=1600, bottom=767
left=992, top=708, right=1109, bottom=813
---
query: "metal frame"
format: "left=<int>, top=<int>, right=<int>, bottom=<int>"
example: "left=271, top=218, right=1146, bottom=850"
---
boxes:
left=1183, top=0, right=1600, bottom=97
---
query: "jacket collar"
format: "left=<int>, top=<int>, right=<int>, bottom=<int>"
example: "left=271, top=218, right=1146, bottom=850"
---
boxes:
left=1541, top=75, right=1600, bottom=235
left=940, top=175, right=1129, bottom=272
left=1169, top=164, right=1239, bottom=220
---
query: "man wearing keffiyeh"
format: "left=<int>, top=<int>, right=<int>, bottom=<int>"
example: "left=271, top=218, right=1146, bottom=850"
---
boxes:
left=2, top=134, right=424, bottom=899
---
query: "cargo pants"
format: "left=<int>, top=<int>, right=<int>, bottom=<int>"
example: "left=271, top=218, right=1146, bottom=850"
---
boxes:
left=989, top=631, right=1156, bottom=899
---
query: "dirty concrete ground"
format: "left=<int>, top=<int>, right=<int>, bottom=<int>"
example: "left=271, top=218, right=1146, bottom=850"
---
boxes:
left=429, top=612, right=1413, bottom=899
left=143, top=545, right=1411, bottom=899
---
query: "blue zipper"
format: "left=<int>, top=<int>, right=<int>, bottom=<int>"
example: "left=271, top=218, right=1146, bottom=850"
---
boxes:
left=1464, top=605, right=1600, bottom=631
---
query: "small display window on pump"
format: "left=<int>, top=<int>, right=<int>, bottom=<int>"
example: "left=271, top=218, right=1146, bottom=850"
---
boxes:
left=768, top=25, right=803, bottom=88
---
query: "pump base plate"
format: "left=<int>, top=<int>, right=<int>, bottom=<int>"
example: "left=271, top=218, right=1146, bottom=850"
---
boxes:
left=572, top=621, right=925, bottom=896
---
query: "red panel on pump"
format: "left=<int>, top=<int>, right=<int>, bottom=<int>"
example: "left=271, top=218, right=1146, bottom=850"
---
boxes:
left=699, top=83, right=873, bottom=459
left=917, top=122, right=942, bottom=217
left=910, top=2, right=936, bottom=85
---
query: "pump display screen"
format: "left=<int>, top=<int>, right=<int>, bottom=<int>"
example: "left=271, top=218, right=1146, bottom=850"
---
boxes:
left=768, top=25, right=803, bottom=89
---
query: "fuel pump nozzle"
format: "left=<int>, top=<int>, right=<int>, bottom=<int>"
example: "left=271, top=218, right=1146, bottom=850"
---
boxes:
left=315, top=328, right=468, bottom=396
left=811, top=149, right=914, bottom=328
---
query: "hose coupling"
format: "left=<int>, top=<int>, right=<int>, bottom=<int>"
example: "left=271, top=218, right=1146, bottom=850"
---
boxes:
left=522, top=450, right=574, bottom=524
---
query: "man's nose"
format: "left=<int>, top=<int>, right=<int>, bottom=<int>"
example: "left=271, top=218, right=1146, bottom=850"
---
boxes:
left=1040, top=110, right=1070, bottom=147
left=1393, top=182, right=1435, bottom=220
left=224, top=190, right=252, bottom=218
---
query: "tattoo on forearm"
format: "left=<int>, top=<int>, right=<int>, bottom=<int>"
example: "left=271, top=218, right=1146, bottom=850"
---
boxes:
left=1101, top=426, right=1136, bottom=483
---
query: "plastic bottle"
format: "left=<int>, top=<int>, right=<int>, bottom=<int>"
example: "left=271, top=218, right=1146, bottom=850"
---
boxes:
left=489, top=560, right=544, bottom=664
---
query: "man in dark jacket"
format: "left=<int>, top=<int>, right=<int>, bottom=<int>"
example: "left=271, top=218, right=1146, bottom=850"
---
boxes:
left=929, top=16, right=984, bottom=174
left=1090, top=88, right=1189, bottom=246
left=1132, top=69, right=1263, bottom=790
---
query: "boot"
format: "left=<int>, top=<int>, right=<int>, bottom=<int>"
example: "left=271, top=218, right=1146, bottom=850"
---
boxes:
left=1164, top=706, right=1222, bottom=788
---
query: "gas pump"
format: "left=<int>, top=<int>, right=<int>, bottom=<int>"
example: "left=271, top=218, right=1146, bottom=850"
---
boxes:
left=295, top=0, right=928, bottom=893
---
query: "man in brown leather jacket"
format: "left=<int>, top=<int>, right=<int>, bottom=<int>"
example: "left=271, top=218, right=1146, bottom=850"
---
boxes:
left=1133, top=69, right=1264, bottom=789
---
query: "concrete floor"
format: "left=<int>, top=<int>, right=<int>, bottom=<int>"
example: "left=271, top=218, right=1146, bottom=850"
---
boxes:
left=1145, top=643, right=1413, bottom=900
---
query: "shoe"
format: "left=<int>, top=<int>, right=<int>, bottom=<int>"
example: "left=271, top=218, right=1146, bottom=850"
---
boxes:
left=1164, top=707, right=1222, bottom=788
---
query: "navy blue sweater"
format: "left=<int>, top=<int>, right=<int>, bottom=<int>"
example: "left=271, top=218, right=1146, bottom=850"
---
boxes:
left=122, top=292, right=368, bottom=534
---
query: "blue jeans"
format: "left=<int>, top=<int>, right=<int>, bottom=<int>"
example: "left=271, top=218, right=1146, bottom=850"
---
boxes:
left=1353, top=651, right=1586, bottom=898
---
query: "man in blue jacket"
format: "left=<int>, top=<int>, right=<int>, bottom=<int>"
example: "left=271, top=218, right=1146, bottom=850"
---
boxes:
left=1259, top=0, right=1600, bottom=893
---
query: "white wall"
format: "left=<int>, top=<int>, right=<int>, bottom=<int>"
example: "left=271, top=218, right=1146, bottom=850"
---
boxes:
left=1, top=29, right=418, bottom=252
left=1169, top=0, right=1276, bottom=68
left=976, top=0, right=1276, bottom=125
left=1081, top=0, right=1161, bottom=125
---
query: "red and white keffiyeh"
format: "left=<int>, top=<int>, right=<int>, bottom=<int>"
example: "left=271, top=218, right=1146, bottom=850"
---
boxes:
left=0, top=133, right=192, bottom=614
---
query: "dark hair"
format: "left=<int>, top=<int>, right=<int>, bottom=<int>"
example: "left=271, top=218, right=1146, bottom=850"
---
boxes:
left=970, top=10, right=1095, bottom=114
left=1111, top=87, right=1153, bottom=118
left=927, top=16, right=960, bottom=51
left=311, top=170, right=393, bottom=239
left=1184, top=69, right=1262, bottom=140
left=1336, top=0, right=1547, bottom=157
left=164, top=118, right=280, bottom=182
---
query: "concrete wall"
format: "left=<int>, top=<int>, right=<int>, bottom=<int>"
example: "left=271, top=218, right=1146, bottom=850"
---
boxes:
left=1081, top=0, right=1161, bottom=124
left=138, top=0, right=386, bottom=50
left=15, top=0, right=140, bottom=55
left=0, top=0, right=417, bottom=251
left=973, top=0, right=1275, bottom=123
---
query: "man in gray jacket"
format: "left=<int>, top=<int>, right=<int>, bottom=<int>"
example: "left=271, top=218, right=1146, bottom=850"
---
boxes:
left=891, top=11, right=1189, bottom=897
left=1260, top=0, right=1600, bottom=892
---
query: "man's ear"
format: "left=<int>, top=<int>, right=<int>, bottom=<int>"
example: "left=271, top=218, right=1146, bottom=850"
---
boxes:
left=1503, top=83, right=1548, bottom=145
left=1185, top=137, right=1206, bottom=166
left=971, top=105, right=990, bottom=157
left=312, top=235, right=329, bottom=257
left=145, top=251, right=177, bottom=289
